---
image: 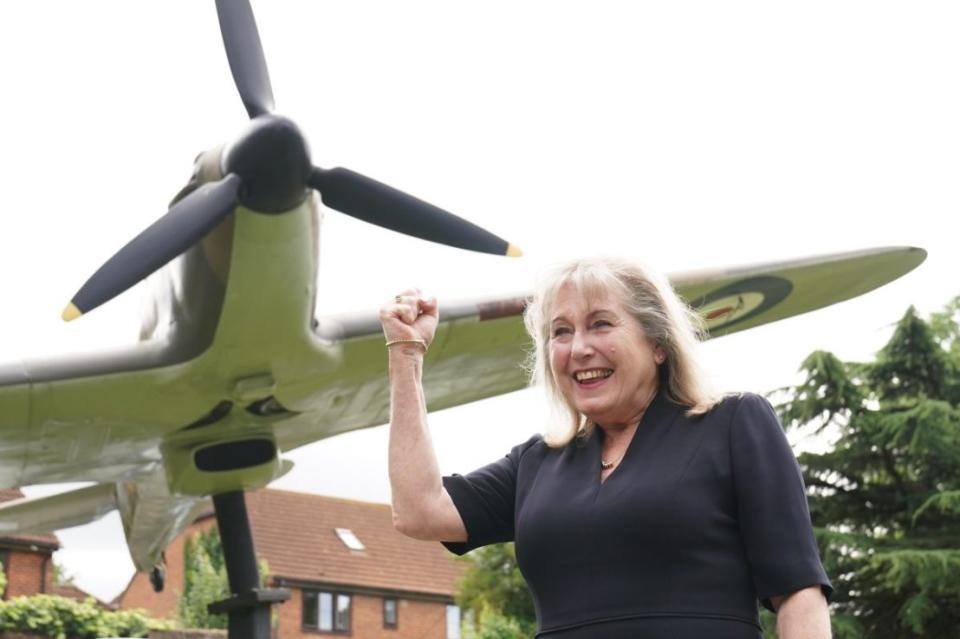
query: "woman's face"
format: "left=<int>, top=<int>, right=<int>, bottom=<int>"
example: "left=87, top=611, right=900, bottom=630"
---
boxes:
left=548, top=283, right=663, bottom=428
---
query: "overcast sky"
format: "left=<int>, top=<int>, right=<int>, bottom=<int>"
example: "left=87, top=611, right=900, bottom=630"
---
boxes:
left=1, top=1, right=957, bottom=601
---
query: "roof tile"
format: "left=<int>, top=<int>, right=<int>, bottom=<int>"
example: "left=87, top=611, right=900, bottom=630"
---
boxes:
left=234, top=489, right=465, bottom=597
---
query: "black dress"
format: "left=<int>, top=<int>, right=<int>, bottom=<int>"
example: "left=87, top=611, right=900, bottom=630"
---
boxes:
left=442, top=391, right=833, bottom=638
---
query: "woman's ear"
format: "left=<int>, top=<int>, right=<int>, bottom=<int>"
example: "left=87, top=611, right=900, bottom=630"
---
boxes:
left=654, top=348, right=665, bottom=364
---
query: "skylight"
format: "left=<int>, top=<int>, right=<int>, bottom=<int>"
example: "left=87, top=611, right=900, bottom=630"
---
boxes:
left=334, top=527, right=365, bottom=551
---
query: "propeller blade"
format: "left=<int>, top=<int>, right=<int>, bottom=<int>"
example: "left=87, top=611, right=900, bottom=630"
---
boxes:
left=309, top=167, right=521, bottom=257
left=62, top=174, right=242, bottom=321
left=215, top=0, right=275, bottom=118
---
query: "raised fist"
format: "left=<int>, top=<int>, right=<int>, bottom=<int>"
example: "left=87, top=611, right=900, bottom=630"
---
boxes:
left=379, top=288, right=438, bottom=353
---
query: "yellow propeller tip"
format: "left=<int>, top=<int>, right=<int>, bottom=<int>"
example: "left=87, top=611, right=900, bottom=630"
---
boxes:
left=61, top=303, right=82, bottom=322
left=506, top=244, right=523, bottom=258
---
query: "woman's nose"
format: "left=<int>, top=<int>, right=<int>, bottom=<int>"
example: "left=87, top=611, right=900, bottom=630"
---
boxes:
left=571, top=330, right=594, bottom=358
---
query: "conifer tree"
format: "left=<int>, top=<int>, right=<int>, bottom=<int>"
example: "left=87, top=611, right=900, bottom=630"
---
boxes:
left=776, top=301, right=960, bottom=638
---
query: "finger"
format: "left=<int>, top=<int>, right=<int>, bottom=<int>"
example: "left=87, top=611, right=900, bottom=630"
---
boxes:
left=394, top=302, right=418, bottom=324
left=397, top=287, right=419, bottom=299
left=379, top=300, right=417, bottom=326
left=418, top=296, right=439, bottom=317
left=393, top=288, right=420, bottom=308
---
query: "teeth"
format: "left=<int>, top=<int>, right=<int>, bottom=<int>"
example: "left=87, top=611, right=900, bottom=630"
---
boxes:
left=575, top=369, right=612, bottom=382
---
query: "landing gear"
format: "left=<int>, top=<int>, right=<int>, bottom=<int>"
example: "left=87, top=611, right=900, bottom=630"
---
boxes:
left=208, top=491, right=290, bottom=639
left=149, top=556, right=165, bottom=593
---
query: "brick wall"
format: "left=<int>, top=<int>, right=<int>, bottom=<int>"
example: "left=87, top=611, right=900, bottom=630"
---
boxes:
left=117, top=518, right=216, bottom=618
left=123, top=544, right=455, bottom=639
left=3, top=549, right=53, bottom=599
left=118, top=519, right=457, bottom=639
left=276, top=588, right=453, bottom=639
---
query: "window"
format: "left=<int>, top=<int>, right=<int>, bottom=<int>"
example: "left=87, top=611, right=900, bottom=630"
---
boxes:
left=302, top=590, right=352, bottom=633
left=383, top=597, right=398, bottom=629
left=334, top=528, right=365, bottom=551
left=446, top=604, right=461, bottom=639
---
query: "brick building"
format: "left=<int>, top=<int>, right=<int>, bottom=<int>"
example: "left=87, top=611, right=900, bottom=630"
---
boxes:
left=0, top=488, right=58, bottom=599
left=118, top=489, right=467, bottom=639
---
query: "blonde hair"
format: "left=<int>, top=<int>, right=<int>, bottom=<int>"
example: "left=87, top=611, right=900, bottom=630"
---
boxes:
left=523, top=257, right=722, bottom=447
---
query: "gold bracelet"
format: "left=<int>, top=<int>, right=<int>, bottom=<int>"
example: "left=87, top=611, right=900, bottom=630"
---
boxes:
left=385, top=338, right=428, bottom=352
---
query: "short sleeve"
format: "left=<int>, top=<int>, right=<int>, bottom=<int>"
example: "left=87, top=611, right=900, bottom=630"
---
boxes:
left=730, top=393, right=834, bottom=612
left=441, top=434, right=542, bottom=556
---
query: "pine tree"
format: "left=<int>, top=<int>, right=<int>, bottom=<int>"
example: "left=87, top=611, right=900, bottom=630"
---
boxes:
left=776, top=302, right=960, bottom=638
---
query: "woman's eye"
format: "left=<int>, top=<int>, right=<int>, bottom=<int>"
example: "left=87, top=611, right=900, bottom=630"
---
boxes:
left=552, top=327, right=572, bottom=337
left=592, top=320, right=612, bottom=328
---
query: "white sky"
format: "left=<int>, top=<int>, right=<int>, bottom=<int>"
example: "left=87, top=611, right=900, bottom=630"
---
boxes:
left=1, top=1, right=957, bottom=602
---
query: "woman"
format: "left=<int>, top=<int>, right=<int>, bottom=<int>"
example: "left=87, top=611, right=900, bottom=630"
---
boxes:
left=382, top=257, right=833, bottom=639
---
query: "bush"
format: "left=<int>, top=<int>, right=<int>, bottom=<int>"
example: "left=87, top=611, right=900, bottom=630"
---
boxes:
left=0, top=594, right=173, bottom=639
left=465, top=611, right=526, bottom=639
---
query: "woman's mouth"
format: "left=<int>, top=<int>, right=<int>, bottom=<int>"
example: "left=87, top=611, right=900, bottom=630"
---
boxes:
left=574, top=368, right=613, bottom=388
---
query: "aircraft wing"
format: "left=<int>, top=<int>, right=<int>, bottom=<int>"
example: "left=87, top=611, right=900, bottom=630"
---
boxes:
left=671, top=246, right=927, bottom=337
left=0, top=245, right=926, bottom=473
left=0, top=472, right=210, bottom=572
left=0, top=245, right=923, bottom=570
left=295, top=245, right=926, bottom=452
left=0, top=483, right=118, bottom=535
left=0, top=338, right=223, bottom=490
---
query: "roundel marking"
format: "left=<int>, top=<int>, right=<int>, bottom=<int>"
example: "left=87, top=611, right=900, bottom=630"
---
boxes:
left=689, top=276, right=793, bottom=333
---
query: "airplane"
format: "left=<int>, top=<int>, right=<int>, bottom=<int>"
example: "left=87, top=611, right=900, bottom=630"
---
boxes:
left=0, top=1, right=926, bottom=638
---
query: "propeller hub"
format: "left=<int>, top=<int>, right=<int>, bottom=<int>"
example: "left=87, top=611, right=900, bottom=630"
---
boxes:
left=223, top=115, right=311, bottom=213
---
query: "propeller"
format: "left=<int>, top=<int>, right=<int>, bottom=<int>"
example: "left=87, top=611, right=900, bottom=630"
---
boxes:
left=63, top=1, right=519, bottom=321
left=62, top=175, right=242, bottom=321
left=215, top=0, right=274, bottom=118
left=309, top=167, right=521, bottom=257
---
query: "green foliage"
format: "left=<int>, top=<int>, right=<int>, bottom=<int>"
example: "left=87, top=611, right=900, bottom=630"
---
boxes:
left=912, top=489, right=960, bottom=525
left=775, top=299, right=960, bottom=638
left=928, top=295, right=960, bottom=358
left=759, top=608, right=776, bottom=638
left=0, top=594, right=171, bottom=639
left=868, top=550, right=960, bottom=595
left=464, top=611, right=526, bottom=639
left=178, top=527, right=229, bottom=630
left=829, top=613, right=867, bottom=639
left=51, top=560, right=75, bottom=587
left=0, top=564, right=6, bottom=595
left=177, top=524, right=270, bottom=630
left=455, top=544, right=536, bottom=637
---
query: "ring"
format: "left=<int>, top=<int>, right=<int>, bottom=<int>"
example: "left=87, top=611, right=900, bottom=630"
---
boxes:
left=395, top=295, right=403, bottom=303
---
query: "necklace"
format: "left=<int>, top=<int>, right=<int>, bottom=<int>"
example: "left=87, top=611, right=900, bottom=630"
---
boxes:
left=600, top=455, right=622, bottom=470
left=599, top=397, right=654, bottom=472
left=601, top=421, right=642, bottom=470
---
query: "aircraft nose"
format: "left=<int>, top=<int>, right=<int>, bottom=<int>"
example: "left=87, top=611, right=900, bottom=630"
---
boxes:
left=223, top=114, right=312, bottom=213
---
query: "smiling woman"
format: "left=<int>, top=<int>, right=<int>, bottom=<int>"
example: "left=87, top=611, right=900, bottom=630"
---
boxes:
left=383, top=258, right=834, bottom=639
left=523, top=257, right=721, bottom=449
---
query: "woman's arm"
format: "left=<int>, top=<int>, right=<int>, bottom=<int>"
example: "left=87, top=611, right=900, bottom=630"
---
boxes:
left=381, top=291, right=467, bottom=542
left=771, top=586, right=831, bottom=639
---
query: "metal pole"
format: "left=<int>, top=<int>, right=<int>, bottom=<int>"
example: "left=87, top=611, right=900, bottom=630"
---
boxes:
left=209, top=491, right=289, bottom=639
